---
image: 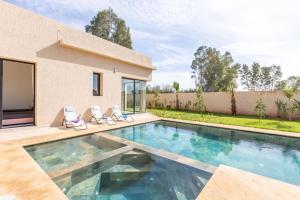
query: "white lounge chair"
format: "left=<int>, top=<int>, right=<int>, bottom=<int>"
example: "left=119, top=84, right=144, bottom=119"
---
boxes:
left=91, top=106, right=116, bottom=125
left=63, top=106, right=87, bottom=130
left=112, top=105, right=134, bottom=122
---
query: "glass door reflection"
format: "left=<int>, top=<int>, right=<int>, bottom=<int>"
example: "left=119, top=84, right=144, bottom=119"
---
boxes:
left=121, top=79, right=134, bottom=114
left=121, top=78, right=146, bottom=114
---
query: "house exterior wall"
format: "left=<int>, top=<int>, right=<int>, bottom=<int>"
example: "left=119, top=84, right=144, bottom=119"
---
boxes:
left=0, top=1, right=154, bottom=126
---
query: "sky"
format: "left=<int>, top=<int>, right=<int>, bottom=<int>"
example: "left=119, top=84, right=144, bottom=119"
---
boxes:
left=7, top=0, right=300, bottom=89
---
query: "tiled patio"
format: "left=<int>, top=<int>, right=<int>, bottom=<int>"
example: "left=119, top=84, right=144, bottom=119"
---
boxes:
left=0, top=114, right=300, bottom=200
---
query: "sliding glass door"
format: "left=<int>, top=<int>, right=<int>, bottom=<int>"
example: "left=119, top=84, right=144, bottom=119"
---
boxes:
left=121, top=78, right=146, bottom=114
left=122, top=79, right=134, bottom=114
left=135, top=80, right=146, bottom=112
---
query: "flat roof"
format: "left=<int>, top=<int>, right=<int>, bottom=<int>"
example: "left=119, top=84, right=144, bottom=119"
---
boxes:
left=1, top=1, right=156, bottom=70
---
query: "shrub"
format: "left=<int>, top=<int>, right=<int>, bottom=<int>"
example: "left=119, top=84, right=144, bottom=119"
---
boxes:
left=255, top=98, right=266, bottom=121
left=293, top=99, right=300, bottom=115
left=283, top=89, right=297, bottom=121
left=275, top=99, right=287, bottom=118
left=196, top=86, right=206, bottom=116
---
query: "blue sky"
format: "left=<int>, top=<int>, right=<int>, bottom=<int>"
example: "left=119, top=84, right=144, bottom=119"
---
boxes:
left=7, top=0, right=300, bottom=89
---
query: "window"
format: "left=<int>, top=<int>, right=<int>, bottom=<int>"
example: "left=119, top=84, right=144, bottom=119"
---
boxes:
left=93, top=73, right=101, bottom=96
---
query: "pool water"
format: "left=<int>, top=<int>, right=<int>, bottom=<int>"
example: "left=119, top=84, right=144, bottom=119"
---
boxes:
left=54, top=149, right=210, bottom=200
left=107, top=120, right=300, bottom=186
left=26, top=135, right=124, bottom=172
left=26, top=134, right=211, bottom=200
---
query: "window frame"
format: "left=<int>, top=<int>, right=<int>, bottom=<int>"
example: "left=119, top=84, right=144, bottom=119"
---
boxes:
left=93, top=72, right=102, bottom=96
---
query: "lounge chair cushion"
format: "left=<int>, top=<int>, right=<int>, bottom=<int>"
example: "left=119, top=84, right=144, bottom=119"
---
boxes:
left=112, top=105, right=123, bottom=117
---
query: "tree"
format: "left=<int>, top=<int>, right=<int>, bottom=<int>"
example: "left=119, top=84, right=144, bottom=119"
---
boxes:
left=230, top=88, right=237, bottom=115
left=173, top=81, right=180, bottom=110
left=191, top=46, right=240, bottom=92
left=239, top=63, right=282, bottom=91
left=172, top=81, right=180, bottom=93
left=255, top=98, right=266, bottom=121
left=146, top=84, right=173, bottom=93
left=160, top=84, right=173, bottom=93
left=85, top=8, right=132, bottom=49
left=276, top=76, right=300, bottom=91
left=265, top=65, right=282, bottom=91
left=196, top=86, right=206, bottom=116
left=239, top=62, right=261, bottom=91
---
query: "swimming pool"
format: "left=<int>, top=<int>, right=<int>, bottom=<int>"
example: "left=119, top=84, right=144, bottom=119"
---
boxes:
left=107, top=120, right=300, bottom=186
left=25, top=134, right=211, bottom=200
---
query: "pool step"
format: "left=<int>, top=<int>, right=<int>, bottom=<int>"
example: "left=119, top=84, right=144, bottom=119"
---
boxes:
left=103, top=163, right=157, bottom=173
left=98, top=171, right=178, bottom=200
left=49, top=146, right=133, bottom=179
left=119, top=151, right=155, bottom=165
left=96, top=193, right=174, bottom=200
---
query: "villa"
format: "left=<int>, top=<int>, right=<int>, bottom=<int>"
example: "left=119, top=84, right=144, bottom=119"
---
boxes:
left=1, top=1, right=300, bottom=200
left=0, top=0, right=154, bottom=128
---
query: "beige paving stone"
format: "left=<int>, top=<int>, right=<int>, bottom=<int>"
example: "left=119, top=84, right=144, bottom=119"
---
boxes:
left=0, top=115, right=299, bottom=200
left=197, top=165, right=300, bottom=200
left=0, top=115, right=159, bottom=200
left=0, top=147, right=68, bottom=200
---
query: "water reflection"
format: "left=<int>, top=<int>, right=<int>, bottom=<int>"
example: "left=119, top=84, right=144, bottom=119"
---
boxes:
left=108, top=121, right=300, bottom=186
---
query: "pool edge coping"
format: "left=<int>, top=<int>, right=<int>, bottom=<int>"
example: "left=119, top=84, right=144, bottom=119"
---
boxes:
left=161, top=117, right=300, bottom=138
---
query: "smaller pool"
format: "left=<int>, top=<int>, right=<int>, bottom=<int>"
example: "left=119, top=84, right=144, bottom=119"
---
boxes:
left=25, top=135, right=125, bottom=172
left=54, top=149, right=211, bottom=200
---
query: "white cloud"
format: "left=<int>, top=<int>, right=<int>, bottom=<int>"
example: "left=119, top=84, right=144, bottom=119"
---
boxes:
left=149, top=71, right=195, bottom=89
left=220, top=40, right=300, bottom=78
left=152, top=43, right=193, bottom=70
left=8, top=0, right=300, bottom=88
left=131, top=29, right=170, bottom=41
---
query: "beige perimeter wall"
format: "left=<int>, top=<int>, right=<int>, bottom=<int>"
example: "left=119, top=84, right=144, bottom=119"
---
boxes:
left=147, top=91, right=300, bottom=118
left=0, top=1, right=153, bottom=126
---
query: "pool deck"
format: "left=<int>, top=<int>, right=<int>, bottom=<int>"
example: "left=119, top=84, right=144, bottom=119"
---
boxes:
left=0, top=114, right=300, bottom=200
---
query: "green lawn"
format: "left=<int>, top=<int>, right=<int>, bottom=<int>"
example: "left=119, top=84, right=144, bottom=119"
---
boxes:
left=148, top=108, right=300, bottom=133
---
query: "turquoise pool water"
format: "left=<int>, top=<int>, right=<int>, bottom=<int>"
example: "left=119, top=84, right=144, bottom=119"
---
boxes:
left=26, top=134, right=211, bottom=199
left=26, top=135, right=124, bottom=172
left=54, top=149, right=210, bottom=200
left=107, top=120, right=300, bottom=186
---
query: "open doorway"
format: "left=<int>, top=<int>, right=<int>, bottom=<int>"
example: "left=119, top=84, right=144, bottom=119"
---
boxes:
left=0, top=59, right=35, bottom=128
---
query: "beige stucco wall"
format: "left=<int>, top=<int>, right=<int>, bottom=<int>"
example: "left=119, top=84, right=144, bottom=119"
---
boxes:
left=147, top=91, right=300, bottom=118
left=3, top=60, right=34, bottom=110
left=0, top=1, right=154, bottom=126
